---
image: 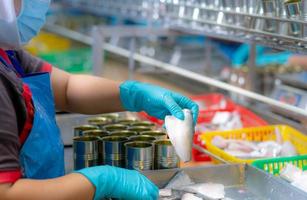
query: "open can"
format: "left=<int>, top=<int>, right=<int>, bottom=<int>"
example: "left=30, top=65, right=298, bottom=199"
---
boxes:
left=74, top=125, right=99, bottom=137
left=83, top=130, right=109, bottom=164
left=130, top=121, right=156, bottom=129
left=110, top=130, right=137, bottom=138
left=128, top=126, right=152, bottom=134
left=73, top=136, right=100, bottom=170
left=129, top=135, right=156, bottom=143
left=140, top=130, right=167, bottom=140
left=125, top=142, right=153, bottom=171
left=154, top=140, right=179, bottom=169
left=102, top=136, right=128, bottom=167
left=100, top=113, right=120, bottom=122
left=104, top=124, right=128, bottom=133
left=88, top=117, right=112, bottom=129
left=116, top=118, right=140, bottom=126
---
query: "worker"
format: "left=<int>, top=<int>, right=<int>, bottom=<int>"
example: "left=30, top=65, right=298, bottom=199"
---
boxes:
left=0, top=0, right=199, bottom=200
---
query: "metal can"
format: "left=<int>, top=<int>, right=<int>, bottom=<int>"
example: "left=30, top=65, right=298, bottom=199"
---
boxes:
left=154, top=140, right=179, bottom=169
left=125, top=142, right=153, bottom=171
left=74, top=125, right=99, bottom=137
left=100, top=113, right=120, bottom=122
left=88, top=117, right=112, bottom=129
left=73, top=136, right=100, bottom=170
left=128, top=126, right=152, bottom=134
left=83, top=129, right=109, bottom=138
left=129, top=135, right=156, bottom=143
left=104, top=124, right=128, bottom=133
left=83, top=130, right=109, bottom=164
left=116, top=118, right=140, bottom=126
left=102, top=136, right=128, bottom=167
left=284, top=0, right=302, bottom=37
left=140, top=130, right=167, bottom=140
left=110, top=130, right=137, bottom=138
left=130, top=121, right=155, bottom=129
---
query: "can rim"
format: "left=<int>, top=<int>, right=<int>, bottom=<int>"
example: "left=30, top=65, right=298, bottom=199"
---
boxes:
left=73, top=135, right=100, bottom=141
left=125, top=141, right=153, bottom=148
left=154, top=139, right=172, bottom=146
left=102, top=135, right=128, bottom=142
left=74, top=125, right=98, bottom=131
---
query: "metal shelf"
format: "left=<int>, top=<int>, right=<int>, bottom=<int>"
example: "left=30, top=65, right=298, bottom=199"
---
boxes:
left=47, top=1, right=307, bottom=124
left=59, top=0, right=307, bottom=53
left=161, top=1, right=307, bottom=53
left=44, top=23, right=307, bottom=118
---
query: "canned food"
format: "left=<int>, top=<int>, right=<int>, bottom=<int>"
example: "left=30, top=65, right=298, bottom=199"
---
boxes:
left=110, top=130, right=137, bottom=138
left=88, top=117, right=112, bottom=129
left=82, top=130, right=108, bottom=165
left=102, top=136, right=128, bottom=167
left=74, top=125, right=99, bottom=137
left=104, top=124, right=128, bottom=133
left=130, top=121, right=155, bottom=128
left=125, top=142, right=153, bottom=171
left=129, top=135, right=156, bottom=143
left=128, top=126, right=152, bottom=134
left=73, top=136, right=100, bottom=170
left=140, top=130, right=167, bottom=140
left=116, top=118, right=140, bottom=126
left=154, top=140, right=179, bottom=169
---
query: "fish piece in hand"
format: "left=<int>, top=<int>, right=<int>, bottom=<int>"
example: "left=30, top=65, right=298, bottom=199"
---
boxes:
left=165, top=109, right=194, bottom=162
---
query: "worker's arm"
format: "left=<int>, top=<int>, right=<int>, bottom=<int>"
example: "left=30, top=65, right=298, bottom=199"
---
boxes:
left=51, top=67, right=124, bottom=113
left=51, top=67, right=199, bottom=122
left=0, top=166, right=158, bottom=200
left=0, top=173, right=95, bottom=200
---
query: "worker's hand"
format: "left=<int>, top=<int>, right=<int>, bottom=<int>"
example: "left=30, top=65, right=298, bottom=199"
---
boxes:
left=76, top=165, right=158, bottom=200
left=119, top=81, right=199, bottom=124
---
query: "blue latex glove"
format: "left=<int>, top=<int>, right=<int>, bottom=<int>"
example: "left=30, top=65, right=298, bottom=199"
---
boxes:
left=119, top=81, right=199, bottom=124
left=76, top=165, right=158, bottom=200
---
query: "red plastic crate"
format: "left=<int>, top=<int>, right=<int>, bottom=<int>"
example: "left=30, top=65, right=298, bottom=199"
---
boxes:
left=191, top=93, right=236, bottom=112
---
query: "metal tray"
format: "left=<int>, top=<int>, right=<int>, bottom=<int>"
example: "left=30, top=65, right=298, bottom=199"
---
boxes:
left=143, top=164, right=307, bottom=200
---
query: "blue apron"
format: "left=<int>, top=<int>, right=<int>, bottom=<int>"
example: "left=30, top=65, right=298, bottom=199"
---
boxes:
left=0, top=52, right=65, bottom=179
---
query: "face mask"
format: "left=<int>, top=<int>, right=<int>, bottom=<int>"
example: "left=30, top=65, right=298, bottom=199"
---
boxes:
left=0, top=0, right=21, bottom=49
left=17, top=0, right=51, bottom=45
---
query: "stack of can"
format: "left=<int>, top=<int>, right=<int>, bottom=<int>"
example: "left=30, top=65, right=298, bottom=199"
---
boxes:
left=73, top=113, right=179, bottom=171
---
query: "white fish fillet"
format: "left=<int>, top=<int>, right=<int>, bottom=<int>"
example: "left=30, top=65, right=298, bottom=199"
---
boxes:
left=184, top=183, right=225, bottom=199
left=159, top=189, right=172, bottom=197
left=280, top=141, right=297, bottom=157
left=165, top=109, right=194, bottom=162
left=181, top=193, right=202, bottom=200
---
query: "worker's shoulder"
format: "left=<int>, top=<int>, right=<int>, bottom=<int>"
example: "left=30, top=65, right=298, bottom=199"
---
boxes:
left=0, top=61, right=23, bottom=94
left=15, top=49, right=46, bottom=73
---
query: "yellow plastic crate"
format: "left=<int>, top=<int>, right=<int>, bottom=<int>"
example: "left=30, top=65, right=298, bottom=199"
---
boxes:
left=200, top=125, right=307, bottom=164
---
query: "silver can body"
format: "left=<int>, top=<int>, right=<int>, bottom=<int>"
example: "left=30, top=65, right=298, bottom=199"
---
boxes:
left=125, top=142, right=153, bottom=171
left=154, top=140, right=179, bottom=169
left=102, top=136, right=128, bottom=167
left=73, top=136, right=100, bottom=170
